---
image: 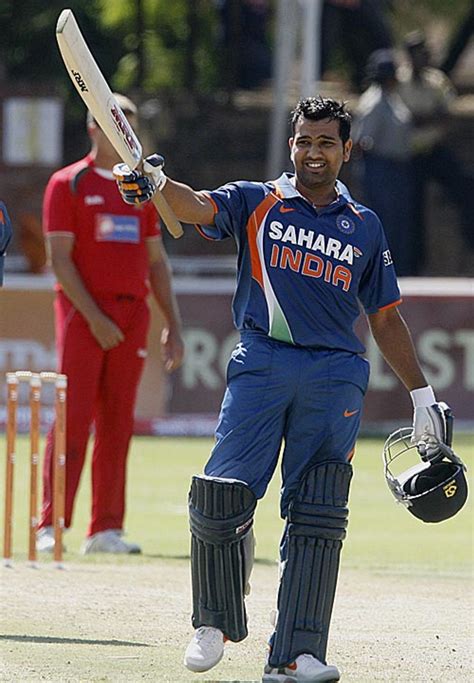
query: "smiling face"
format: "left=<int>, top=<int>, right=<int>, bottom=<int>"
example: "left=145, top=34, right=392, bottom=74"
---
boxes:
left=289, top=116, right=352, bottom=203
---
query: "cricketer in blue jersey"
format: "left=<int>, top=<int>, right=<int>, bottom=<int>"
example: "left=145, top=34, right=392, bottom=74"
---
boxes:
left=114, top=97, right=453, bottom=683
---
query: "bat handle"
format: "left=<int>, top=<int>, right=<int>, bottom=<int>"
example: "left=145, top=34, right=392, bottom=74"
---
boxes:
left=151, top=191, right=184, bottom=239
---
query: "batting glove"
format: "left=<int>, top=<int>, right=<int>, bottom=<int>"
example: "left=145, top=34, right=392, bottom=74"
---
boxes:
left=113, top=154, right=167, bottom=206
left=411, top=385, right=454, bottom=460
left=143, top=153, right=167, bottom=189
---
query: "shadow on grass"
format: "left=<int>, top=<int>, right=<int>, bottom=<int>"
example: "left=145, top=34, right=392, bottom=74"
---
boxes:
left=145, top=554, right=277, bottom=566
left=0, top=634, right=151, bottom=647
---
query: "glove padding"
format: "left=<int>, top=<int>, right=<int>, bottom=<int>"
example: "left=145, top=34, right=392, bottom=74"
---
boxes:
left=113, top=154, right=166, bottom=206
left=412, top=401, right=454, bottom=461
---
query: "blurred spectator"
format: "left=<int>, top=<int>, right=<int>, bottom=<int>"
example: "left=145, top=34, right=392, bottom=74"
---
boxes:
left=398, top=30, right=474, bottom=259
left=321, top=0, right=394, bottom=91
left=440, top=3, right=474, bottom=76
left=352, top=49, right=418, bottom=276
left=217, top=0, right=272, bottom=90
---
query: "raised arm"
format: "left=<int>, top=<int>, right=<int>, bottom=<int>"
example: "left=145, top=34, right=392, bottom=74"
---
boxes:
left=113, top=154, right=215, bottom=226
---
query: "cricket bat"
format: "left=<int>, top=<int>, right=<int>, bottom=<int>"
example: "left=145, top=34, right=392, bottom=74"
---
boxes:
left=56, top=8, right=183, bottom=239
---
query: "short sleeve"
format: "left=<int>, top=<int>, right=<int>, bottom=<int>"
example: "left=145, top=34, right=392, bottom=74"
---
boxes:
left=196, top=182, right=255, bottom=241
left=42, top=173, right=76, bottom=236
left=358, top=216, right=401, bottom=313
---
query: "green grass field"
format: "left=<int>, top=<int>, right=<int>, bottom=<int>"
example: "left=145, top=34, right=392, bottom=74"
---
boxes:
left=1, top=434, right=472, bottom=574
left=2, top=434, right=472, bottom=682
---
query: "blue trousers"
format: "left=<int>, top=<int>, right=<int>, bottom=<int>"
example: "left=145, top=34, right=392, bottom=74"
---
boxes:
left=205, top=331, right=369, bottom=518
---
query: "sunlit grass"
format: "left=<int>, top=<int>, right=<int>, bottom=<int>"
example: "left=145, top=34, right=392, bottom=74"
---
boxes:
left=1, top=435, right=472, bottom=574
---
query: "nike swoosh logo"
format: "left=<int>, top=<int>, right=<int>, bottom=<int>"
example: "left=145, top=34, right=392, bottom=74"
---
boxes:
left=279, top=205, right=295, bottom=213
left=344, top=409, right=359, bottom=417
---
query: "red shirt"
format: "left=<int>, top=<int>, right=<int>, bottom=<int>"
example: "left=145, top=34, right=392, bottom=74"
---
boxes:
left=43, top=155, right=161, bottom=298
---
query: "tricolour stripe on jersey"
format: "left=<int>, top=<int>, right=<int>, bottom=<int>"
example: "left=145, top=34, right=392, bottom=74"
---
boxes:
left=251, top=196, right=294, bottom=344
left=247, top=193, right=279, bottom=288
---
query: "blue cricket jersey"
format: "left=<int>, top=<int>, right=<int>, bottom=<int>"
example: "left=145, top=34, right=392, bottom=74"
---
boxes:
left=197, top=173, right=401, bottom=353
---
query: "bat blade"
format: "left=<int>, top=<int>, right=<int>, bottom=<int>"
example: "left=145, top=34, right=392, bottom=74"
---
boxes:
left=56, top=9, right=142, bottom=169
left=56, top=9, right=183, bottom=238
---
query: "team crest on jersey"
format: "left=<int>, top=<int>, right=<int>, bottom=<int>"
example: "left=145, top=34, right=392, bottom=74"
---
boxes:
left=336, top=215, right=355, bottom=235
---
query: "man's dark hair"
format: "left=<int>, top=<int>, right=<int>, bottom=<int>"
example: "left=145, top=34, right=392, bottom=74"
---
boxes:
left=290, top=97, right=351, bottom=143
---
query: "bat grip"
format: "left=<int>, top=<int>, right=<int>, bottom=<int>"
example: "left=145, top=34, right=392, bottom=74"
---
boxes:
left=151, top=191, right=184, bottom=239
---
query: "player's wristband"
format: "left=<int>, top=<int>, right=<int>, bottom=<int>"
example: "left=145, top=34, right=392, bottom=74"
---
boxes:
left=410, top=385, right=436, bottom=408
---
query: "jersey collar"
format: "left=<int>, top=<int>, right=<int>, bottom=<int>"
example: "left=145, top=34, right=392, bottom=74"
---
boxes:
left=271, top=172, right=351, bottom=210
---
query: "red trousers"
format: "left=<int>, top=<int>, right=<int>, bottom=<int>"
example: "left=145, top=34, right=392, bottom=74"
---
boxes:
left=40, top=291, right=150, bottom=536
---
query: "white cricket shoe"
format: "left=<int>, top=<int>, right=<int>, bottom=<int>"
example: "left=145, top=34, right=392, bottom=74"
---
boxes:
left=81, top=529, right=141, bottom=555
left=36, top=526, right=67, bottom=553
left=184, top=626, right=225, bottom=672
left=262, top=653, right=340, bottom=682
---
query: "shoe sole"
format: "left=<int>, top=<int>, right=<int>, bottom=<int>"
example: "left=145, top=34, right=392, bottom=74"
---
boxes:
left=262, top=670, right=340, bottom=683
left=262, top=677, right=340, bottom=683
left=184, top=649, right=224, bottom=673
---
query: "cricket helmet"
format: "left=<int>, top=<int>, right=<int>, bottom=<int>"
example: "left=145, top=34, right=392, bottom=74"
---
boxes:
left=382, top=427, right=468, bottom=523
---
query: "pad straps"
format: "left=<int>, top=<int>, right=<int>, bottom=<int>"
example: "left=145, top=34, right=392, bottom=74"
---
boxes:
left=269, top=461, right=353, bottom=667
left=189, top=475, right=257, bottom=642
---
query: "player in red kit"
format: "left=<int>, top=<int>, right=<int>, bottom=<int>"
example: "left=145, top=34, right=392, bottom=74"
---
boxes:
left=37, top=94, right=184, bottom=554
